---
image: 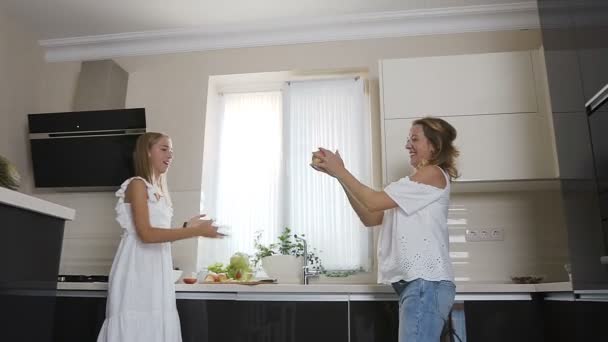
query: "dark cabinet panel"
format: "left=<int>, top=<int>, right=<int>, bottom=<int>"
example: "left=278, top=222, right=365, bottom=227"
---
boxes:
left=572, top=2, right=608, bottom=106
left=539, top=0, right=608, bottom=289
left=0, top=204, right=65, bottom=287
left=235, top=301, right=349, bottom=342
left=538, top=0, right=586, bottom=113
left=574, top=300, right=608, bottom=340
left=589, top=111, right=608, bottom=251
left=53, top=296, right=106, bottom=342
left=0, top=294, right=56, bottom=342
left=51, top=297, right=349, bottom=342
left=464, top=300, right=543, bottom=342
left=45, top=296, right=608, bottom=342
left=350, top=301, right=399, bottom=342
left=177, top=299, right=238, bottom=342
left=542, top=300, right=576, bottom=342
left=542, top=300, right=608, bottom=341
left=0, top=204, right=67, bottom=342
left=560, top=180, right=606, bottom=290
left=552, top=112, right=596, bottom=180
left=178, top=299, right=348, bottom=342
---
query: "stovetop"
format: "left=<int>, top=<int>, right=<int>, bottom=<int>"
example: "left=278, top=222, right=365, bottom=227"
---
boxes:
left=57, top=275, right=108, bottom=283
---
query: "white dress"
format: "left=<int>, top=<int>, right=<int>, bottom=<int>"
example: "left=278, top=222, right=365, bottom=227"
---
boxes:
left=97, top=177, right=182, bottom=342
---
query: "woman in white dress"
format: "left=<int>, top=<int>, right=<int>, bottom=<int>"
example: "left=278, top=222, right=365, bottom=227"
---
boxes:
left=97, top=132, right=223, bottom=342
left=312, top=117, right=459, bottom=342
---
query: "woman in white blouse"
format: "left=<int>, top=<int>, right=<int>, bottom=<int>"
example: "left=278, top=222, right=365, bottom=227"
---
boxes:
left=312, top=116, right=459, bottom=342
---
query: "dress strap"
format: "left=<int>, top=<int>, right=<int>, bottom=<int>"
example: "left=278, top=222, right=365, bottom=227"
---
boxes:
left=115, top=176, right=160, bottom=203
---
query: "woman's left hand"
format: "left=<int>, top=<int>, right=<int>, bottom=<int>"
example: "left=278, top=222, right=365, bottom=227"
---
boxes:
left=313, top=148, right=346, bottom=178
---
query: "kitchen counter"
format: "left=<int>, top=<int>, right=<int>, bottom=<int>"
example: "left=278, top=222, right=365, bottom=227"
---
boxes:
left=56, top=281, right=573, bottom=301
left=57, top=281, right=573, bottom=293
left=0, top=187, right=75, bottom=220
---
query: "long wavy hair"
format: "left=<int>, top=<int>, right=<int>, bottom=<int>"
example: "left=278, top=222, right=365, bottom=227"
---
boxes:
left=412, top=117, right=460, bottom=180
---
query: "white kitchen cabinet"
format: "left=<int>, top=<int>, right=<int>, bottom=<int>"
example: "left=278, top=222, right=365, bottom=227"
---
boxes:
left=380, top=50, right=559, bottom=186
left=379, top=51, right=538, bottom=119
left=383, top=113, right=558, bottom=184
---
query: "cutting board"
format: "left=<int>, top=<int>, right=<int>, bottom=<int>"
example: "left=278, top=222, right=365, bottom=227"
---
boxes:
left=201, top=279, right=277, bottom=285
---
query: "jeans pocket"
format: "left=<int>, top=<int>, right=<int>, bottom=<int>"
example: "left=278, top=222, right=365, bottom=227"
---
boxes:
left=435, top=281, right=456, bottom=321
left=391, top=280, right=407, bottom=295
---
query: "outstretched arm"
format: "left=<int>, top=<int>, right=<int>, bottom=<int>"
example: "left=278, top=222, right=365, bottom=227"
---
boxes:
left=127, top=179, right=223, bottom=243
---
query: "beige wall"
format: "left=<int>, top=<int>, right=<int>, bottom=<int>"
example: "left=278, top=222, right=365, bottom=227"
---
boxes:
left=8, top=28, right=570, bottom=281
left=0, top=11, right=45, bottom=193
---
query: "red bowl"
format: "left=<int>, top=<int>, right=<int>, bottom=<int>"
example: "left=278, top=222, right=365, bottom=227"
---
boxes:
left=182, top=277, right=197, bottom=284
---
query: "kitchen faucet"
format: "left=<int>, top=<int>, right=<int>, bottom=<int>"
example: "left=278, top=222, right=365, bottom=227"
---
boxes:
left=295, top=236, right=320, bottom=285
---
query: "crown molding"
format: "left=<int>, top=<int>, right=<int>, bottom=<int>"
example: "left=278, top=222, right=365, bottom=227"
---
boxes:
left=40, top=2, right=539, bottom=62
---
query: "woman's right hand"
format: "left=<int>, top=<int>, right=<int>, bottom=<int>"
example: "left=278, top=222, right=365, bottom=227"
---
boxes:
left=310, top=148, right=344, bottom=178
left=189, top=216, right=224, bottom=238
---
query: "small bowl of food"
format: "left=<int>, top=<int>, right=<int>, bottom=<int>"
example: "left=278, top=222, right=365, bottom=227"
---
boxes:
left=182, top=271, right=198, bottom=284
left=182, top=277, right=198, bottom=284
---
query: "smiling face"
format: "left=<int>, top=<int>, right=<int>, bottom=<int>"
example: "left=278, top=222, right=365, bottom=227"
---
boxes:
left=148, top=136, right=173, bottom=177
left=406, top=124, right=435, bottom=168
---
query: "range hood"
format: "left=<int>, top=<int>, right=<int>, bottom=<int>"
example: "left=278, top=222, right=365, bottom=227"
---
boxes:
left=73, top=59, right=128, bottom=111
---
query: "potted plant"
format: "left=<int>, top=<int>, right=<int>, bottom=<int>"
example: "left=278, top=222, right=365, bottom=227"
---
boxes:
left=253, top=227, right=322, bottom=284
left=0, top=155, right=21, bottom=191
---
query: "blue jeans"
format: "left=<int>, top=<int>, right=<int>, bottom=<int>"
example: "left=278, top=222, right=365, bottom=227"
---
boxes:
left=392, top=279, right=456, bottom=342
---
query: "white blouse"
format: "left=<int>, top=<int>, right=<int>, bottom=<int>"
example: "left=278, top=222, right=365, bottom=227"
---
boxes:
left=377, top=168, right=454, bottom=284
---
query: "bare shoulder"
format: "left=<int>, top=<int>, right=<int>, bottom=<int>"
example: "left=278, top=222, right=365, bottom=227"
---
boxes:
left=410, top=165, right=447, bottom=189
left=125, top=178, right=148, bottom=203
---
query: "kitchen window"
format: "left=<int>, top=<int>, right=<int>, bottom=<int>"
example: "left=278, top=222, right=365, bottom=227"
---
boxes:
left=199, top=77, right=372, bottom=271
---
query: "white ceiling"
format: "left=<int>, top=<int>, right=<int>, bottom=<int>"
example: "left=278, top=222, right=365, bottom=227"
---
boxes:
left=1, top=0, right=531, bottom=40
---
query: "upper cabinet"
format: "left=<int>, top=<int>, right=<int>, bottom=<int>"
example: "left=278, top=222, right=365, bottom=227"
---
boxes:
left=380, top=51, right=538, bottom=119
left=380, top=50, right=559, bottom=185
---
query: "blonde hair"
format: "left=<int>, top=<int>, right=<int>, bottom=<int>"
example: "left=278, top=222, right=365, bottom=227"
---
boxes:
left=133, top=132, right=171, bottom=204
left=412, top=117, right=460, bottom=180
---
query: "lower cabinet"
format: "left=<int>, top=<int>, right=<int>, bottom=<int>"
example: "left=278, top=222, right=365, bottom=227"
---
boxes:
left=177, top=299, right=236, bottom=342
left=542, top=300, right=607, bottom=341
left=349, top=301, right=399, bottom=342
left=465, top=299, right=608, bottom=342
left=178, top=299, right=349, bottom=342
left=463, top=300, right=544, bottom=342
left=53, top=296, right=107, bottom=342
left=48, top=294, right=608, bottom=342
left=0, top=293, right=57, bottom=342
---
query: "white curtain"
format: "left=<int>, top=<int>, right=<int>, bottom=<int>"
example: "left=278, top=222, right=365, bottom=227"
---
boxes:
left=285, top=79, right=371, bottom=270
left=199, top=79, right=372, bottom=271
left=199, top=91, right=284, bottom=266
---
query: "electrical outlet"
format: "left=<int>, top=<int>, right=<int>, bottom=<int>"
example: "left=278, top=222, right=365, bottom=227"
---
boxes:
left=490, top=228, right=504, bottom=241
left=465, top=229, right=480, bottom=242
left=465, top=228, right=504, bottom=242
